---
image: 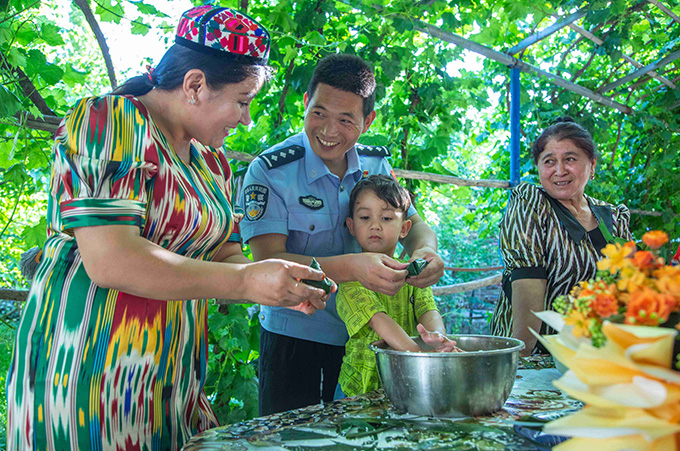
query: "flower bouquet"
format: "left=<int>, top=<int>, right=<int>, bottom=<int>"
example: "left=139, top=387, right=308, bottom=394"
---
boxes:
left=532, top=231, right=680, bottom=450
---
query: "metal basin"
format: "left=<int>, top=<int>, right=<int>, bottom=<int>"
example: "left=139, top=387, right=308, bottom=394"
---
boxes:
left=370, top=335, right=525, bottom=417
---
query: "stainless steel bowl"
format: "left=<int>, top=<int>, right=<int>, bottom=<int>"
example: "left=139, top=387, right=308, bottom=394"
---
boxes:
left=369, top=335, right=525, bottom=417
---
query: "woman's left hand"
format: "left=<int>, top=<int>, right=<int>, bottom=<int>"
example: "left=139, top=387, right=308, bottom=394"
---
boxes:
left=287, top=279, right=336, bottom=315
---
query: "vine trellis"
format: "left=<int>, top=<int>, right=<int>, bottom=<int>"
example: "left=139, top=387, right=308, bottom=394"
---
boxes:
left=1, top=0, right=679, bottom=302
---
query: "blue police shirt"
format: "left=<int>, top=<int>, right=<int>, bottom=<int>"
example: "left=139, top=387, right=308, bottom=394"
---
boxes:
left=240, top=132, right=416, bottom=346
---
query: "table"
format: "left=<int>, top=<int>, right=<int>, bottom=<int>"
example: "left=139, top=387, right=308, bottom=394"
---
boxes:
left=183, top=356, right=581, bottom=450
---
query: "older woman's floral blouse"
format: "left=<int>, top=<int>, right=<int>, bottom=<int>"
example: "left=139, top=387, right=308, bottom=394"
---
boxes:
left=7, top=96, right=240, bottom=451
left=490, top=183, right=632, bottom=340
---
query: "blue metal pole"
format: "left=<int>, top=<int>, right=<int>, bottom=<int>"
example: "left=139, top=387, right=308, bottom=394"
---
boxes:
left=509, top=66, right=521, bottom=187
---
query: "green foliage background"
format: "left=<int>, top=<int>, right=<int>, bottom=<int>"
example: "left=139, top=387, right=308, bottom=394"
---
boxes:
left=1, top=0, right=678, bottom=437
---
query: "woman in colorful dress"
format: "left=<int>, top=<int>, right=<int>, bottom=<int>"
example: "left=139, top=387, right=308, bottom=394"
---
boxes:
left=490, top=117, right=632, bottom=356
left=6, top=6, right=330, bottom=451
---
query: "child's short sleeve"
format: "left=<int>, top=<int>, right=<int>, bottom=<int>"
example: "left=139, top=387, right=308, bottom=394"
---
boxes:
left=413, top=286, right=437, bottom=319
left=51, top=96, right=159, bottom=232
left=336, top=281, right=387, bottom=337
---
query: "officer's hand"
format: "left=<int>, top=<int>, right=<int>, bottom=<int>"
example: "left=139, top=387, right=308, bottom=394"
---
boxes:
left=406, top=247, right=444, bottom=288
left=351, top=253, right=408, bottom=296
left=288, top=278, right=336, bottom=315
left=241, top=259, right=328, bottom=311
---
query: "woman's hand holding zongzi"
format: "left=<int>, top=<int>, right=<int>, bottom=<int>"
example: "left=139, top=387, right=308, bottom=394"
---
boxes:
left=240, top=259, right=329, bottom=311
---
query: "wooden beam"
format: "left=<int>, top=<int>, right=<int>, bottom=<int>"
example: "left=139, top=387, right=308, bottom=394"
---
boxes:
left=564, top=21, right=676, bottom=89
left=508, top=10, right=587, bottom=55
left=445, top=266, right=504, bottom=272
left=433, top=274, right=502, bottom=296
left=599, top=49, right=680, bottom=93
left=392, top=169, right=510, bottom=189
left=629, top=208, right=663, bottom=217
left=414, top=20, right=632, bottom=114
left=647, top=0, right=680, bottom=24
left=0, top=289, right=28, bottom=303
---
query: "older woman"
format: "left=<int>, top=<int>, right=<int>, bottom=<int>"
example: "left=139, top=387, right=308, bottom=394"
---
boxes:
left=6, top=6, right=330, bottom=451
left=490, top=117, right=632, bottom=356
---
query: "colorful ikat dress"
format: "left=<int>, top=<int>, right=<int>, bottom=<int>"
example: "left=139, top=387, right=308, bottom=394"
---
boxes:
left=7, top=96, right=240, bottom=451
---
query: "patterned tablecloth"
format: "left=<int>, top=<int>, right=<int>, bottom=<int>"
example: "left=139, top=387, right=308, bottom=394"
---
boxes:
left=183, top=356, right=581, bottom=450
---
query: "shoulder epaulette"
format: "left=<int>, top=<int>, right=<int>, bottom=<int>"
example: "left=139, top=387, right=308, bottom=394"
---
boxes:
left=257, top=145, right=305, bottom=169
left=356, top=144, right=391, bottom=158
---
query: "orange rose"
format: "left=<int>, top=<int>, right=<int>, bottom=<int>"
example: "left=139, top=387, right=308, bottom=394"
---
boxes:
left=625, top=288, right=676, bottom=326
left=631, top=250, right=655, bottom=270
left=642, top=230, right=668, bottom=250
left=654, top=268, right=680, bottom=304
left=591, top=291, right=620, bottom=318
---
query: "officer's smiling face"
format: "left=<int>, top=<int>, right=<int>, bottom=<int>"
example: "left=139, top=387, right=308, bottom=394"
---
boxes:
left=303, top=83, right=376, bottom=174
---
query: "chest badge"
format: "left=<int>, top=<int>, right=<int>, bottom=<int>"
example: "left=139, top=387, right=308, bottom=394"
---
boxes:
left=299, top=195, right=324, bottom=210
left=244, top=184, right=269, bottom=221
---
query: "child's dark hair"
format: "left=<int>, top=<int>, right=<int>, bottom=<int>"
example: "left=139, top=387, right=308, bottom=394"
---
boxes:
left=349, top=175, right=411, bottom=217
left=307, top=54, right=376, bottom=118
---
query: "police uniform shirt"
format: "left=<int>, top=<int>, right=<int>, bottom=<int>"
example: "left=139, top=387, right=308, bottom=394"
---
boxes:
left=240, top=132, right=416, bottom=346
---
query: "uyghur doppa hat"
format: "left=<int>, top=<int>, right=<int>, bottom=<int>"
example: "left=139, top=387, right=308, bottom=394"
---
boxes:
left=175, top=5, right=270, bottom=64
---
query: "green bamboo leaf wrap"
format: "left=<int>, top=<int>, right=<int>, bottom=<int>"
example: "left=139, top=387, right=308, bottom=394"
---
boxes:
left=301, top=257, right=334, bottom=294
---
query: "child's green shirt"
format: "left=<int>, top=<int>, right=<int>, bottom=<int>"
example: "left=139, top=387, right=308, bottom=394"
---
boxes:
left=336, top=280, right=438, bottom=397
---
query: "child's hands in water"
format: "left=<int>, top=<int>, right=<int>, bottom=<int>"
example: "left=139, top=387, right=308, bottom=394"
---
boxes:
left=417, top=324, right=464, bottom=353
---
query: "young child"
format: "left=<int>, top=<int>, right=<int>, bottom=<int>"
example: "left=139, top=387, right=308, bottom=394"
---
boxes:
left=336, top=174, right=458, bottom=397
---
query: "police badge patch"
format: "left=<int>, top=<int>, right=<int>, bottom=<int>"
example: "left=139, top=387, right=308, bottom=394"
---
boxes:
left=299, top=195, right=324, bottom=210
left=244, top=184, right=269, bottom=221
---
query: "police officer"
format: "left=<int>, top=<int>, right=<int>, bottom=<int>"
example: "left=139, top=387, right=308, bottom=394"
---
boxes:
left=240, top=54, right=445, bottom=416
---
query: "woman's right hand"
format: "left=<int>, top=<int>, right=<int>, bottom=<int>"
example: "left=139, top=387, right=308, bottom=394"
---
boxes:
left=240, top=259, right=329, bottom=312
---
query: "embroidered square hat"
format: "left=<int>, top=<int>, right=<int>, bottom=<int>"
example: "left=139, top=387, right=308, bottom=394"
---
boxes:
left=175, top=5, right=270, bottom=64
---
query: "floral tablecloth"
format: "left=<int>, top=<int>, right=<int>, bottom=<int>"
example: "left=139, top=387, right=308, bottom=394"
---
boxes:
left=183, top=356, right=581, bottom=450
